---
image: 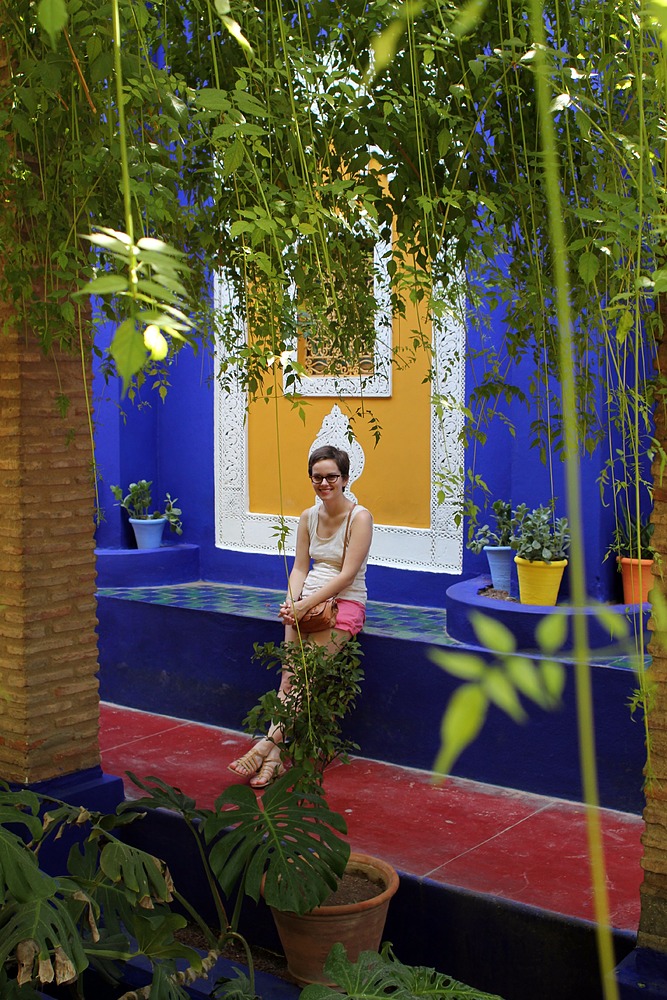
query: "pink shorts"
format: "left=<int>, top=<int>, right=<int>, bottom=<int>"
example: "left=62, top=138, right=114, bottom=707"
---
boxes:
left=335, top=599, right=366, bottom=636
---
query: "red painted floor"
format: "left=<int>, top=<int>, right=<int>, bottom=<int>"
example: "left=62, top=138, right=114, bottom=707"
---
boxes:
left=100, top=701, right=644, bottom=934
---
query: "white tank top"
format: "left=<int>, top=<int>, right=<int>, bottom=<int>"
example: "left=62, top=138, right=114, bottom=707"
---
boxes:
left=301, top=504, right=369, bottom=606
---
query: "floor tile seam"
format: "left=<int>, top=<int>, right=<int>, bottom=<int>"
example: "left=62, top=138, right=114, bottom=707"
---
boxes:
left=421, top=800, right=555, bottom=872
left=100, top=723, right=192, bottom=752
left=100, top=704, right=644, bottom=824
left=101, top=702, right=262, bottom=742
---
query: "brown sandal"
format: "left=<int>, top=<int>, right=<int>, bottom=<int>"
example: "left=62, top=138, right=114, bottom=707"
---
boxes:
left=228, top=746, right=266, bottom=777
left=249, top=757, right=286, bottom=789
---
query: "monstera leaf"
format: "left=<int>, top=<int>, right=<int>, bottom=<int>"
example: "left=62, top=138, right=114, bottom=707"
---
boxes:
left=141, top=961, right=192, bottom=1000
left=301, top=944, right=505, bottom=1000
left=121, top=772, right=202, bottom=822
left=0, top=827, right=56, bottom=906
left=99, top=839, right=173, bottom=908
left=204, top=770, right=349, bottom=915
left=0, top=895, right=87, bottom=985
left=132, top=910, right=202, bottom=967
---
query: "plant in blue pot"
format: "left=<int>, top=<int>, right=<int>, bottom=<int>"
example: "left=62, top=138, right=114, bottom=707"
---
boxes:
left=469, top=500, right=520, bottom=592
left=111, top=480, right=183, bottom=549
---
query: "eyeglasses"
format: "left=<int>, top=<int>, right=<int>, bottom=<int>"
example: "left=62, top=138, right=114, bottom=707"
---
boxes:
left=310, top=474, right=341, bottom=485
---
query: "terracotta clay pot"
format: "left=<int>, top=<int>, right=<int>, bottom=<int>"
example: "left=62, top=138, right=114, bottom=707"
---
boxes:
left=268, top=852, right=399, bottom=986
left=619, top=556, right=653, bottom=606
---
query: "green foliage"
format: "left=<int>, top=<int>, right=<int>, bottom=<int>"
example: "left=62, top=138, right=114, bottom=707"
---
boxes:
left=513, top=504, right=570, bottom=563
left=300, top=942, right=505, bottom=999
left=0, top=786, right=204, bottom=996
left=111, top=480, right=183, bottom=535
left=429, top=611, right=570, bottom=774
left=468, top=500, right=520, bottom=553
left=3, top=0, right=663, bottom=499
left=609, top=509, right=656, bottom=561
left=77, top=229, right=200, bottom=394
left=205, top=774, right=350, bottom=915
left=246, top=639, right=365, bottom=790
left=124, top=768, right=350, bottom=919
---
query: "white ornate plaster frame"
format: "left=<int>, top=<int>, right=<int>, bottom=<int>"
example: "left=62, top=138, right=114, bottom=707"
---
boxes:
left=284, top=238, right=393, bottom=398
left=213, top=275, right=465, bottom=573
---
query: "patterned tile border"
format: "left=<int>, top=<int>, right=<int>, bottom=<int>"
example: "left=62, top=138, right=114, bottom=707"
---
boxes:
left=96, top=582, right=644, bottom=666
left=97, top=582, right=453, bottom=644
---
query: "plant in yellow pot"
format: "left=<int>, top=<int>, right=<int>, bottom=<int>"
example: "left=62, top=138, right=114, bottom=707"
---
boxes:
left=513, top=504, right=570, bottom=606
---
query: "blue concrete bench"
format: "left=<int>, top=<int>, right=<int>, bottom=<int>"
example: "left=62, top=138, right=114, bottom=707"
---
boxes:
left=96, top=574, right=646, bottom=814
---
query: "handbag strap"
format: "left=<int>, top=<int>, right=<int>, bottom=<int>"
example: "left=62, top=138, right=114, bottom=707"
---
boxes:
left=341, top=506, right=355, bottom=567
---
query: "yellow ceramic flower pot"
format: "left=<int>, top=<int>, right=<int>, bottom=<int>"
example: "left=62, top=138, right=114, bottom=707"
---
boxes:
left=514, top=556, right=568, bottom=606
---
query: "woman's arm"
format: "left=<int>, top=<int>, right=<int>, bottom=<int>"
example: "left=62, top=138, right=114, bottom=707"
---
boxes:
left=279, top=511, right=312, bottom=623
left=289, top=508, right=373, bottom=619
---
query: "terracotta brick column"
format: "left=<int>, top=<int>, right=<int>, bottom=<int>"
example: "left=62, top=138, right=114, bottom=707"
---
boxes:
left=639, top=316, right=667, bottom=951
left=0, top=319, right=101, bottom=782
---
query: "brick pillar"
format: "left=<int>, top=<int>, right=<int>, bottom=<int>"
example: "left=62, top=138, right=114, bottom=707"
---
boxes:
left=638, top=316, right=667, bottom=952
left=0, top=320, right=101, bottom=783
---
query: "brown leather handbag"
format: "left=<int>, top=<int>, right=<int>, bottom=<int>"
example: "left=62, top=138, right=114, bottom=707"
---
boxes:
left=298, top=596, right=338, bottom=633
left=297, top=508, right=354, bottom=634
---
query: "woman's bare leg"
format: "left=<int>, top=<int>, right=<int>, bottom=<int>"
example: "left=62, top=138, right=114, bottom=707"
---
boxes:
left=248, top=627, right=351, bottom=786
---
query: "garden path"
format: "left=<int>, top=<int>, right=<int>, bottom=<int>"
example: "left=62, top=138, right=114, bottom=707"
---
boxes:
left=100, top=701, right=643, bottom=933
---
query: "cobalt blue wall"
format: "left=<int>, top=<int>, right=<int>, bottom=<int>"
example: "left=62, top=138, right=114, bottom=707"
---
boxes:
left=93, top=299, right=644, bottom=605
left=97, top=596, right=646, bottom=814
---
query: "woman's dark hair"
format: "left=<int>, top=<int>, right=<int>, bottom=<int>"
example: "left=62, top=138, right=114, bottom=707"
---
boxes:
left=308, top=445, right=350, bottom=479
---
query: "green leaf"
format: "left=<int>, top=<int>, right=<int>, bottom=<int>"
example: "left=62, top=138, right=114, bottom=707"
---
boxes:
left=136, top=961, right=192, bottom=1000
left=223, top=141, right=245, bottom=176
left=119, top=771, right=203, bottom=822
left=99, top=841, right=172, bottom=907
left=540, top=660, right=567, bottom=705
left=83, top=274, right=129, bottom=296
left=505, top=656, right=548, bottom=707
left=37, top=0, right=68, bottom=47
left=196, top=89, right=232, bottom=112
left=483, top=668, right=527, bottom=722
left=593, top=607, right=628, bottom=640
left=434, top=683, right=488, bottom=776
left=0, top=895, right=87, bottom=982
left=0, top=827, right=56, bottom=905
left=306, top=943, right=504, bottom=1000
left=470, top=611, right=516, bottom=653
left=205, top=771, right=349, bottom=915
left=428, top=648, right=486, bottom=680
left=578, top=250, right=599, bottom=285
left=535, top=613, right=567, bottom=655
left=132, top=910, right=201, bottom=967
left=110, top=318, right=148, bottom=391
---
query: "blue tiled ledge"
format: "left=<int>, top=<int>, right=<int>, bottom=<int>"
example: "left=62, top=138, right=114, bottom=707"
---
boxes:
left=96, top=581, right=453, bottom=645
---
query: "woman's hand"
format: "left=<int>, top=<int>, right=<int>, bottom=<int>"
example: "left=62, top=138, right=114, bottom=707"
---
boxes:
left=279, top=598, right=308, bottom=625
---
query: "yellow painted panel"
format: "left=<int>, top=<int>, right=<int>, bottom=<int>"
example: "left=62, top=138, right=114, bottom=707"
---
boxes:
left=247, top=313, right=432, bottom=528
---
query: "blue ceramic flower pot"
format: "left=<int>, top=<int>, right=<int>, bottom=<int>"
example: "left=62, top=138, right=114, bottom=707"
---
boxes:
left=129, top=517, right=167, bottom=550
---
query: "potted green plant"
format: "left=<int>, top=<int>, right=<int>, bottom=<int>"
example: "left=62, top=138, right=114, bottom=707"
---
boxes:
left=240, top=638, right=399, bottom=986
left=469, top=500, right=520, bottom=592
left=246, top=638, right=365, bottom=791
left=512, top=503, right=570, bottom=606
left=609, top=509, right=655, bottom=605
left=111, top=479, right=183, bottom=549
left=0, top=770, right=349, bottom=997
